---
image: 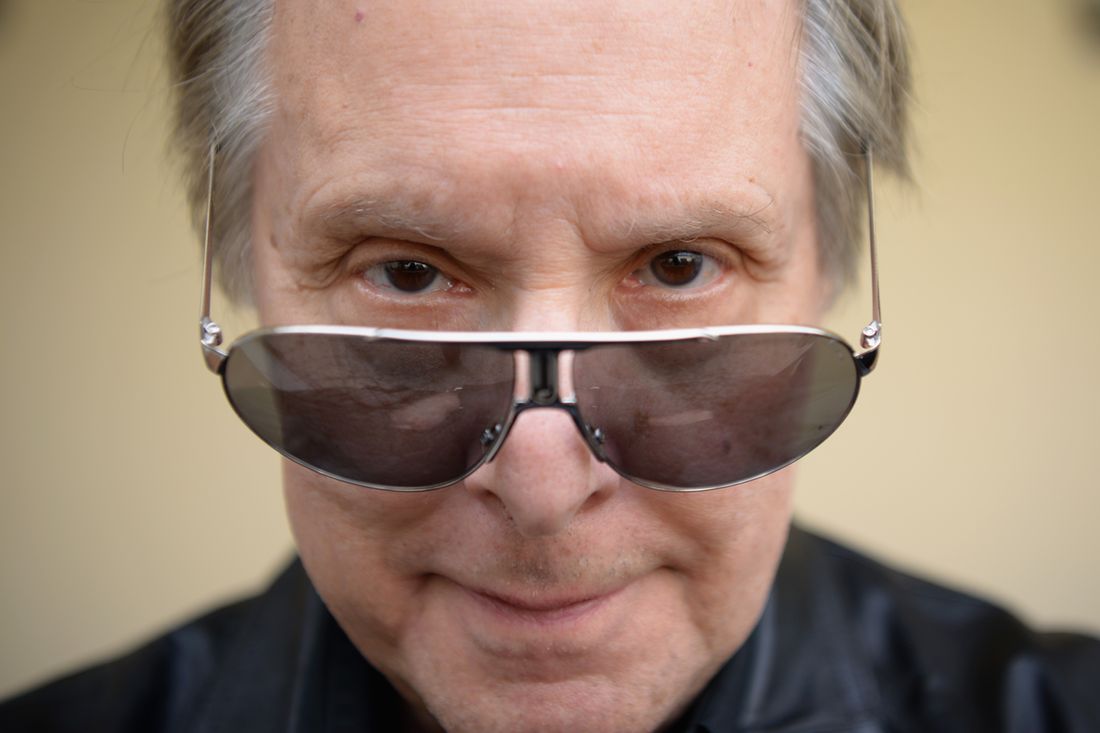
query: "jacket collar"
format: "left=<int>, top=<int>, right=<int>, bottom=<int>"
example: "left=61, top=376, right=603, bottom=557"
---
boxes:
left=678, top=527, right=885, bottom=732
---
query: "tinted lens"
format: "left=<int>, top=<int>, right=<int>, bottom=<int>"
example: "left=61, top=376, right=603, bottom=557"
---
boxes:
left=222, top=332, right=515, bottom=489
left=573, top=332, right=860, bottom=489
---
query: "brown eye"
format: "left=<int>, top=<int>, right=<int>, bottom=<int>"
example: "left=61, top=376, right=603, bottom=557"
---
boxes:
left=650, top=250, right=703, bottom=287
left=361, top=259, right=453, bottom=296
left=381, top=260, right=440, bottom=292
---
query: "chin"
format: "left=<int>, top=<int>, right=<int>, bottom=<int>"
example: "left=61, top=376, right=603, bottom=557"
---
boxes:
left=411, top=674, right=697, bottom=733
left=383, top=595, right=731, bottom=733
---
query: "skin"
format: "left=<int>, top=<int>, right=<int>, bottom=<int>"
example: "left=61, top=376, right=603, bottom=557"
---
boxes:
left=250, top=1, right=827, bottom=731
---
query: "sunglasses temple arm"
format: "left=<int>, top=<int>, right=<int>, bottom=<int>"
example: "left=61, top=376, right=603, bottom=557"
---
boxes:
left=199, top=141, right=229, bottom=374
left=854, top=145, right=882, bottom=375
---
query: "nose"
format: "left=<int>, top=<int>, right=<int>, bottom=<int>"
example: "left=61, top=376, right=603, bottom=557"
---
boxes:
left=464, top=406, right=617, bottom=537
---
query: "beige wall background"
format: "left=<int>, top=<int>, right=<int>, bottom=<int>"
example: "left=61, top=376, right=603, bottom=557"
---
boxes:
left=2, top=0, right=1098, bottom=699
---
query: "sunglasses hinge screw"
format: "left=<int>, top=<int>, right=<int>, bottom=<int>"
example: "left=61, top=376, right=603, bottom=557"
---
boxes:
left=860, top=320, right=881, bottom=350
left=480, top=424, right=502, bottom=446
left=200, top=317, right=223, bottom=348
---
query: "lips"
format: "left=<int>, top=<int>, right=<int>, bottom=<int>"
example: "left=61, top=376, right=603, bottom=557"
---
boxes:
left=445, top=573, right=649, bottom=661
left=460, top=582, right=627, bottom=626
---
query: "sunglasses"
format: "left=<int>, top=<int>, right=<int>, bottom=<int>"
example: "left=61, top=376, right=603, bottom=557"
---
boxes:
left=198, top=148, right=883, bottom=492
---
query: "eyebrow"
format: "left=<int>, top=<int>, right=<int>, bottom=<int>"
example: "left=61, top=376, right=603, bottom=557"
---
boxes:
left=300, top=184, right=780, bottom=256
left=606, top=198, right=776, bottom=246
left=308, top=196, right=464, bottom=244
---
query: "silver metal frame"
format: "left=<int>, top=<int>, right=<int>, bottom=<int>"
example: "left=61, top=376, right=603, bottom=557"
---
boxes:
left=197, top=143, right=883, bottom=491
left=222, top=324, right=864, bottom=492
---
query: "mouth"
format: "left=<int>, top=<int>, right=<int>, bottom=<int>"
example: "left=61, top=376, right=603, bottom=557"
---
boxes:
left=441, top=572, right=655, bottom=662
left=457, top=581, right=629, bottom=629
left=473, top=587, right=619, bottom=622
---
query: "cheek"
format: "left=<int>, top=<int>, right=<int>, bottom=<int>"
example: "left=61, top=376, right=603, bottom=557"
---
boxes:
left=282, top=462, right=442, bottom=656
left=658, top=469, right=795, bottom=640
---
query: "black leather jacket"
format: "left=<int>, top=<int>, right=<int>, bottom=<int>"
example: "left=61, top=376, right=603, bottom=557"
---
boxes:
left=3, top=526, right=1098, bottom=732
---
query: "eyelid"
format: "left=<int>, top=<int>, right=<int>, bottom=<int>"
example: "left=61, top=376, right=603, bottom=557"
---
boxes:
left=361, top=261, right=452, bottom=295
left=639, top=237, right=741, bottom=267
left=626, top=239, right=741, bottom=289
left=345, top=239, right=456, bottom=279
left=345, top=239, right=472, bottom=298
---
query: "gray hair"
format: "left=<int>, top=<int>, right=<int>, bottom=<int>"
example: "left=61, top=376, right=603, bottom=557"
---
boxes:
left=167, top=0, right=910, bottom=304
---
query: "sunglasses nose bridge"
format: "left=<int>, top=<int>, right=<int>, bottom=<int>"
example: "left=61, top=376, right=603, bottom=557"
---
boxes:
left=488, top=401, right=609, bottom=466
left=513, top=347, right=578, bottom=405
left=529, top=348, right=560, bottom=405
left=483, top=347, right=606, bottom=465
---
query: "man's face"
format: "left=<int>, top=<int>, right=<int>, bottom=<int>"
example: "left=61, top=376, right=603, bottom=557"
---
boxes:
left=251, top=1, right=824, bottom=731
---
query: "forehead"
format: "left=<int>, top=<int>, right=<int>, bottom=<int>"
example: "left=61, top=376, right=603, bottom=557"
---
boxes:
left=266, top=0, right=805, bottom=229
